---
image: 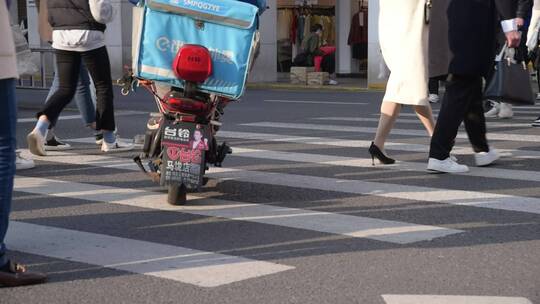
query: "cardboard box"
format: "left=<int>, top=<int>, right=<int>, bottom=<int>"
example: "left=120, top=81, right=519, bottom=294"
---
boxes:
left=307, top=72, right=329, bottom=86
left=290, top=67, right=315, bottom=85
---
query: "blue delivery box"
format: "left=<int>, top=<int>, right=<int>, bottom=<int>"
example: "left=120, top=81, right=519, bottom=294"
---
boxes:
left=133, top=0, right=260, bottom=99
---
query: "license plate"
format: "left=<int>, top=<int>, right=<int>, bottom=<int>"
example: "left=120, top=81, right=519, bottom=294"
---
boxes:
left=160, top=120, right=210, bottom=190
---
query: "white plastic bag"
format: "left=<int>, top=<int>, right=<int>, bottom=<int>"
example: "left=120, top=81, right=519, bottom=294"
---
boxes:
left=11, top=23, right=39, bottom=76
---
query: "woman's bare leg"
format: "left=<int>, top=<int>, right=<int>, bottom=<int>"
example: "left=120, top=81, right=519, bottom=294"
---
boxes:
left=373, top=101, right=401, bottom=149
left=413, top=104, right=435, bottom=136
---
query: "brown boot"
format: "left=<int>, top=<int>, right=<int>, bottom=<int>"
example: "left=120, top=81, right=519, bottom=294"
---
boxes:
left=0, top=260, right=47, bottom=287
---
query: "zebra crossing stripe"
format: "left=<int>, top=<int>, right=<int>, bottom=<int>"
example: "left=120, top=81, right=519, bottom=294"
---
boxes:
left=17, top=111, right=147, bottom=123
left=206, top=167, right=540, bottom=215
left=217, top=131, right=540, bottom=160
left=6, top=221, right=293, bottom=287
left=59, top=133, right=540, bottom=159
left=240, top=122, right=540, bottom=143
left=13, top=176, right=462, bottom=244
left=264, top=99, right=368, bottom=105
left=312, top=117, right=534, bottom=128
left=379, top=113, right=538, bottom=121
left=381, top=295, right=533, bottom=304
left=231, top=147, right=540, bottom=182
left=22, top=151, right=540, bottom=215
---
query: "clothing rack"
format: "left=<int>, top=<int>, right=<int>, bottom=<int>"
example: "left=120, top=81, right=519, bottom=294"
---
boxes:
left=277, top=6, right=335, bottom=16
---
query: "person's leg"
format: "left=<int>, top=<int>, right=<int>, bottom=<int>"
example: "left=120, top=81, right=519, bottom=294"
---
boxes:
left=0, top=79, right=17, bottom=268
left=0, top=79, right=47, bottom=287
left=82, top=47, right=132, bottom=152
left=37, top=50, right=81, bottom=127
left=413, top=104, right=435, bottom=136
left=428, top=77, right=439, bottom=95
left=463, top=77, right=489, bottom=153
left=373, top=101, right=402, bottom=149
left=73, top=63, right=96, bottom=128
left=81, top=47, right=115, bottom=133
left=321, top=53, right=337, bottom=84
left=429, top=74, right=478, bottom=160
left=28, top=50, right=81, bottom=156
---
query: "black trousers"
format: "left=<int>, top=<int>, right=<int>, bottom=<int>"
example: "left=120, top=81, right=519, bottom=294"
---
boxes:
left=429, top=74, right=490, bottom=160
left=321, top=53, right=335, bottom=74
left=428, top=75, right=447, bottom=95
left=38, top=47, right=115, bottom=131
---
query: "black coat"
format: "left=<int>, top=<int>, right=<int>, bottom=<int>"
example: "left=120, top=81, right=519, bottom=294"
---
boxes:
left=429, top=0, right=519, bottom=77
left=48, top=0, right=106, bottom=32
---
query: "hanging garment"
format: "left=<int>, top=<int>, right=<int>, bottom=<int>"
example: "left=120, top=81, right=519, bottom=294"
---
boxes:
left=348, top=10, right=368, bottom=45
left=277, top=9, right=292, bottom=40
left=290, top=11, right=297, bottom=44
left=297, top=14, right=305, bottom=45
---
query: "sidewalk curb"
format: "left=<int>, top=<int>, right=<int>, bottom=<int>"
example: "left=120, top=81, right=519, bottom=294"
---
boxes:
left=247, top=82, right=385, bottom=93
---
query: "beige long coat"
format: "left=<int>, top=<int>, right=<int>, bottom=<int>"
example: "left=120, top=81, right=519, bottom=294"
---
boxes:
left=379, top=0, right=429, bottom=106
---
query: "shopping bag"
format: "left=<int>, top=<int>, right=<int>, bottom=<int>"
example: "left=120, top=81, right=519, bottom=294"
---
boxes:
left=11, top=23, right=39, bottom=76
left=484, top=44, right=534, bottom=105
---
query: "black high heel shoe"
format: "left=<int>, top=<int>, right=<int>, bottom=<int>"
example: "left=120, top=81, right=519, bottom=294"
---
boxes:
left=368, top=142, right=396, bottom=165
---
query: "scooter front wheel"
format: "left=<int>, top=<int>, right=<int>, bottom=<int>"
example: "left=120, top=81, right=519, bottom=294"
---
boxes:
left=167, top=184, right=187, bottom=206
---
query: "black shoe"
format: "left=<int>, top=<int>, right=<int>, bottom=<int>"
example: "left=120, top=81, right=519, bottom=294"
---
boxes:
left=368, top=142, right=396, bottom=165
left=0, top=260, right=47, bottom=287
left=44, top=136, right=73, bottom=151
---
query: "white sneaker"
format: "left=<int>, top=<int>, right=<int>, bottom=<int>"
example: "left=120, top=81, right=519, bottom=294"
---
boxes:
left=15, top=151, right=35, bottom=170
left=328, top=79, right=338, bottom=85
left=536, top=93, right=540, bottom=100
left=497, top=103, right=513, bottom=119
left=427, top=157, right=469, bottom=173
left=428, top=94, right=440, bottom=103
left=101, top=139, right=134, bottom=153
left=484, top=102, right=500, bottom=118
left=26, top=130, right=47, bottom=156
left=474, top=149, right=499, bottom=167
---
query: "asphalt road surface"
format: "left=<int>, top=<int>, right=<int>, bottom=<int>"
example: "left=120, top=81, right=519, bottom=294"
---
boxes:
left=2, top=87, right=539, bottom=304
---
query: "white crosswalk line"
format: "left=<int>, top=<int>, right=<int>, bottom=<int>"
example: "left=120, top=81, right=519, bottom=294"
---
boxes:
left=216, top=131, right=540, bottom=160
left=231, top=147, right=540, bottom=182
left=17, top=110, right=147, bottom=123
left=60, top=133, right=540, bottom=160
left=382, top=295, right=533, bottom=304
left=6, top=221, right=293, bottom=287
left=378, top=113, right=538, bottom=121
left=312, top=117, right=534, bottom=128
left=207, top=168, right=540, bottom=215
left=265, top=99, right=367, bottom=105
left=24, top=151, right=540, bottom=215
left=241, top=122, right=540, bottom=143
left=432, top=109, right=535, bottom=114
left=13, top=176, right=462, bottom=244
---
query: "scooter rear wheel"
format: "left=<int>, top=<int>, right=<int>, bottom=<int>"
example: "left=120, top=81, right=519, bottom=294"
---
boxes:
left=167, top=185, right=187, bottom=206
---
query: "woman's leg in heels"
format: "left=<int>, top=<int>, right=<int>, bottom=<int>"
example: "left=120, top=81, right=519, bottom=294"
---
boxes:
left=413, top=104, right=435, bottom=136
left=373, top=101, right=401, bottom=149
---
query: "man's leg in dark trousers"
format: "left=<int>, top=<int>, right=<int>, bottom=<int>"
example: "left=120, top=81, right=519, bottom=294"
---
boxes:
left=463, top=78, right=489, bottom=153
left=429, top=74, right=488, bottom=160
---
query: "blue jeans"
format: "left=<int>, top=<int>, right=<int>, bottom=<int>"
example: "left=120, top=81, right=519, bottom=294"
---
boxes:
left=0, top=79, right=17, bottom=267
left=46, top=60, right=96, bottom=127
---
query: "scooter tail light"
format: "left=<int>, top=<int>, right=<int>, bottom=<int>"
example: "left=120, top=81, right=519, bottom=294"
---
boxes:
left=173, top=45, right=212, bottom=83
left=164, top=95, right=210, bottom=115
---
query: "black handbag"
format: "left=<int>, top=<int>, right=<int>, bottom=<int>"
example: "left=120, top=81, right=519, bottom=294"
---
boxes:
left=484, top=44, right=535, bottom=105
